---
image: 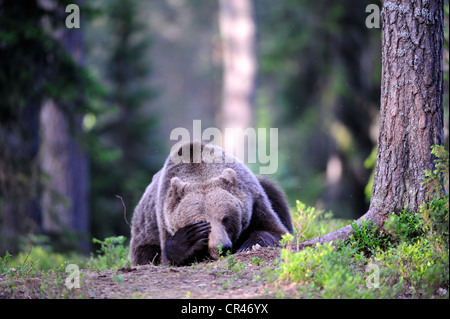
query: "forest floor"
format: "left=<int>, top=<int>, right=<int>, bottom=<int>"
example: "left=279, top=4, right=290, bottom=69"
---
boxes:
left=2, top=196, right=449, bottom=300
left=2, top=242, right=449, bottom=300
left=1, top=246, right=292, bottom=299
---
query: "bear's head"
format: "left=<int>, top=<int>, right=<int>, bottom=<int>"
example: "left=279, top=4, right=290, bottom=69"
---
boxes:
left=166, top=168, right=247, bottom=260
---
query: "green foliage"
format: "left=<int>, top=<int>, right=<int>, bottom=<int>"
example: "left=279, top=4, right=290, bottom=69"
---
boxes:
left=385, top=208, right=423, bottom=244
left=257, top=0, right=382, bottom=219
left=88, top=0, right=162, bottom=241
left=0, top=253, right=13, bottom=275
left=280, top=233, right=294, bottom=247
left=0, top=243, right=87, bottom=299
left=422, top=145, right=449, bottom=199
left=383, top=146, right=448, bottom=248
left=0, top=1, right=102, bottom=114
left=276, top=146, right=449, bottom=298
left=290, top=200, right=342, bottom=250
left=251, top=256, right=265, bottom=266
left=291, top=200, right=319, bottom=247
left=348, top=219, right=391, bottom=256
left=89, top=236, right=130, bottom=270
left=373, top=145, right=449, bottom=294
left=364, top=147, right=377, bottom=202
left=7, top=246, right=83, bottom=272
left=279, top=242, right=333, bottom=283
left=374, top=238, right=448, bottom=292
left=278, top=242, right=375, bottom=298
left=0, top=1, right=105, bottom=254
left=1, top=251, right=86, bottom=299
left=420, top=197, right=449, bottom=245
left=277, top=221, right=447, bottom=298
left=420, top=146, right=449, bottom=247
left=1, top=234, right=86, bottom=275
left=225, top=255, right=246, bottom=276
left=217, top=243, right=226, bottom=258
left=216, top=244, right=245, bottom=276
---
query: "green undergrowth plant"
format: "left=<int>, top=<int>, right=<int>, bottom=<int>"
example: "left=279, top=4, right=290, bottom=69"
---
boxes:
left=420, top=146, right=449, bottom=248
left=217, top=243, right=245, bottom=276
left=348, top=219, right=392, bottom=256
left=290, top=200, right=346, bottom=251
left=1, top=237, right=87, bottom=278
left=276, top=146, right=449, bottom=298
left=277, top=239, right=393, bottom=298
left=89, top=236, right=130, bottom=270
left=385, top=208, right=423, bottom=245
left=7, top=246, right=85, bottom=272
left=0, top=244, right=87, bottom=298
left=373, top=237, right=448, bottom=294
left=291, top=200, right=318, bottom=247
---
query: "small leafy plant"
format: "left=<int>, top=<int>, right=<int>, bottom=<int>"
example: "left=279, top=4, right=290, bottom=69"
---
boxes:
left=90, top=236, right=129, bottom=270
left=251, top=256, right=265, bottom=266
left=291, top=200, right=325, bottom=251
left=348, top=219, right=391, bottom=256
left=0, top=252, right=12, bottom=275
left=420, top=145, right=449, bottom=247
left=217, top=243, right=245, bottom=276
left=385, top=207, right=423, bottom=244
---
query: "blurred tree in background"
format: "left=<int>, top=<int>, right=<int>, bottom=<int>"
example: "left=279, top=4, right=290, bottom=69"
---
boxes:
left=39, top=2, right=92, bottom=254
left=256, top=0, right=383, bottom=218
left=0, top=0, right=447, bottom=255
left=0, top=0, right=102, bottom=254
left=86, top=0, right=162, bottom=241
left=218, top=0, right=257, bottom=158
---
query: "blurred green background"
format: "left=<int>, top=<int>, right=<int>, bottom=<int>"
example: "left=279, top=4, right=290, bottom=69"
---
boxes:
left=0, top=0, right=448, bottom=256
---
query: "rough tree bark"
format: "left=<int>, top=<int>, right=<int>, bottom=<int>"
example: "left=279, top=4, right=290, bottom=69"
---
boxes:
left=299, top=0, right=444, bottom=249
left=217, top=0, right=257, bottom=160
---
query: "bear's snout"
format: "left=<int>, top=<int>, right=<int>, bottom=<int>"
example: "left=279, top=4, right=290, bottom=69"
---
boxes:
left=208, top=221, right=232, bottom=260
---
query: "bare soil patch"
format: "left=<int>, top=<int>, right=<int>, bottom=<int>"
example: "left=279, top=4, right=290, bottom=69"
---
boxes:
left=1, top=247, right=285, bottom=299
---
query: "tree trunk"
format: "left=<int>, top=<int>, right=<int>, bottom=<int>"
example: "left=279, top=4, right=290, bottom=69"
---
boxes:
left=299, top=0, right=444, bottom=248
left=217, top=0, right=256, bottom=160
left=40, top=101, right=73, bottom=232
left=39, top=102, right=89, bottom=249
left=39, top=5, right=90, bottom=252
left=0, top=101, right=40, bottom=254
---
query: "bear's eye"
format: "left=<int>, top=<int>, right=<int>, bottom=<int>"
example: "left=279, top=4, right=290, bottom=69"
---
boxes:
left=222, top=216, right=230, bottom=226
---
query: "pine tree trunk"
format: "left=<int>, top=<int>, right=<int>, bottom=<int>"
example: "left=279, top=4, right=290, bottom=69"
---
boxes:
left=370, top=0, right=444, bottom=216
left=299, top=0, right=444, bottom=248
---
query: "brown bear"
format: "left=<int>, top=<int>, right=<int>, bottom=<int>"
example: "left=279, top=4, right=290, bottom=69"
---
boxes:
left=129, top=141, right=293, bottom=266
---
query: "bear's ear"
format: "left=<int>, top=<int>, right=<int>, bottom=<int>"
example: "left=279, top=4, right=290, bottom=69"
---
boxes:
left=219, top=168, right=237, bottom=187
left=170, top=177, right=186, bottom=199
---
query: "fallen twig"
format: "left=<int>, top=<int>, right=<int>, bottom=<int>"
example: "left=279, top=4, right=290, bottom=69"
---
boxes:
left=116, top=195, right=130, bottom=227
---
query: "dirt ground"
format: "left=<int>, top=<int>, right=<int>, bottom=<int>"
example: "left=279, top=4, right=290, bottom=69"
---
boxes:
left=2, top=247, right=290, bottom=299
left=82, top=247, right=282, bottom=299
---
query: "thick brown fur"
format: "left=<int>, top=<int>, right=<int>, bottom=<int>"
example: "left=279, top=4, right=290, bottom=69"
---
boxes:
left=130, top=141, right=292, bottom=266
